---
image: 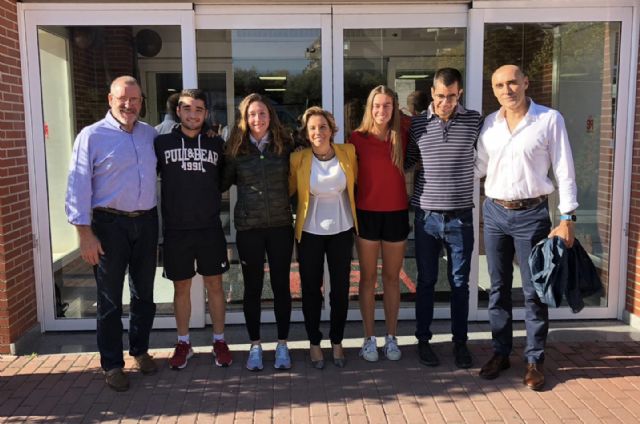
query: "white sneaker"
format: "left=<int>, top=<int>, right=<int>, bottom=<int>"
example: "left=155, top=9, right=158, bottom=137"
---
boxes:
left=359, top=337, right=379, bottom=362
left=383, top=335, right=402, bottom=361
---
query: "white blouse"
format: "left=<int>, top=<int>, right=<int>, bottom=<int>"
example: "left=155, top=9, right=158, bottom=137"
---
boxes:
left=303, top=156, right=354, bottom=235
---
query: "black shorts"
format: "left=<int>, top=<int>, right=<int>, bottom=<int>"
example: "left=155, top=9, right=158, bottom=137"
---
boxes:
left=162, top=226, right=230, bottom=281
left=356, top=209, right=410, bottom=242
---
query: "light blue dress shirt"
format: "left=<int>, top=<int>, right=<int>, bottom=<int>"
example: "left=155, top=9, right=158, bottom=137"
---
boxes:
left=65, top=112, right=158, bottom=226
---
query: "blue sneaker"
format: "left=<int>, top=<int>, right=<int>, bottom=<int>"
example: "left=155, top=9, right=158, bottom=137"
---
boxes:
left=246, top=344, right=263, bottom=371
left=274, top=343, right=291, bottom=370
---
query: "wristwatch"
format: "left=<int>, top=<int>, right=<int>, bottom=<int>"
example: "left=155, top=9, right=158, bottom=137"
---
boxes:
left=560, top=214, right=577, bottom=222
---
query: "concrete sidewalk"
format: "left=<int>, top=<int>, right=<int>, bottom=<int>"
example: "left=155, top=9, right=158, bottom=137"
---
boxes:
left=2, top=320, right=640, bottom=423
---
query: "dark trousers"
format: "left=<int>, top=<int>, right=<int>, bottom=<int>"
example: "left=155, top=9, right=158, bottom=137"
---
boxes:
left=297, top=229, right=354, bottom=345
left=91, top=208, right=158, bottom=371
left=414, top=208, right=474, bottom=343
left=483, top=198, right=551, bottom=363
left=236, top=225, right=294, bottom=341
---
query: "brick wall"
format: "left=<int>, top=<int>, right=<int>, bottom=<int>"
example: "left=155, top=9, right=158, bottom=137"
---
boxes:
left=0, top=0, right=37, bottom=354
left=482, top=24, right=552, bottom=114
left=72, top=26, right=135, bottom=132
left=595, top=23, right=615, bottom=301
left=626, top=40, right=640, bottom=317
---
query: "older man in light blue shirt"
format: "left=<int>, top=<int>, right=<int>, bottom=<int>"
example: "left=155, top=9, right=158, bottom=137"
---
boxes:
left=65, top=75, right=159, bottom=392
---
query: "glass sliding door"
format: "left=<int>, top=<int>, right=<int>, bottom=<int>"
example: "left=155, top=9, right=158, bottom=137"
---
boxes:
left=333, top=5, right=469, bottom=319
left=38, top=24, right=184, bottom=321
left=22, top=5, right=196, bottom=330
left=195, top=6, right=332, bottom=324
left=470, top=5, right=635, bottom=320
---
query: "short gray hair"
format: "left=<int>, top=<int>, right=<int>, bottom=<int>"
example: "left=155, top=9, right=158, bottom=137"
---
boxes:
left=110, top=75, right=140, bottom=93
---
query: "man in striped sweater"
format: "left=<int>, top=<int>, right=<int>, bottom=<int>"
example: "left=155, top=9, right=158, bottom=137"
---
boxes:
left=405, top=67, right=483, bottom=369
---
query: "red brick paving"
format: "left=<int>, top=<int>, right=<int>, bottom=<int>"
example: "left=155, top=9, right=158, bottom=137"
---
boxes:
left=1, top=341, right=640, bottom=423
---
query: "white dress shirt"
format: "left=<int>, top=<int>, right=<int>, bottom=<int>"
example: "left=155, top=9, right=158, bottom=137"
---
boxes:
left=303, top=156, right=354, bottom=235
left=476, top=99, right=578, bottom=214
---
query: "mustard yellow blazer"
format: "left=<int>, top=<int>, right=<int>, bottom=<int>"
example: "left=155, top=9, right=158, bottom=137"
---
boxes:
left=289, top=143, right=358, bottom=242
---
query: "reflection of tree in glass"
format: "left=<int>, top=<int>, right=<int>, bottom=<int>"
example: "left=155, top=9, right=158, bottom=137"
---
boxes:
left=344, top=98, right=363, bottom=142
left=342, top=70, right=384, bottom=140
left=483, top=22, right=619, bottom=262
left=233, top=68, right=262, bottom=98
left=344, top=70, right=385, bottom=104
left=284, top=67, right=321, bottom=111
left=233, top=66, right=322, bottom=137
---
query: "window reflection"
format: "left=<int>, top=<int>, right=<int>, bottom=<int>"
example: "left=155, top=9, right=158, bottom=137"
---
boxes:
left=196, top=28, right=323, bottom=311
left=343, top=27, right=466, bottom=308
left=39, top=25, right=182, bottom=319
left=479, top=22, right=621, bottom=309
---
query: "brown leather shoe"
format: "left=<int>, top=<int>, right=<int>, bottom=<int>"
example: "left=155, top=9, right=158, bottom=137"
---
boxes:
left=134, top=353, right=158, bottom=375
left=524, top=363, right=545, bottom=391
left=105, top=368, right=129, bottom=392
left=479, top=354, right=510, bottom=380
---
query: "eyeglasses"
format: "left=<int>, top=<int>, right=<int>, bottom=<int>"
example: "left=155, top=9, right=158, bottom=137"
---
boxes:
left=433, top=94, right=460, bottom=103
left=114, top=96, right=142, bottom=105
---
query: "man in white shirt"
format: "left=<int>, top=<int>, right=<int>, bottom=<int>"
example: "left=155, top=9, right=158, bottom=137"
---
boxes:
left=476, top=65, right=578, bottom=391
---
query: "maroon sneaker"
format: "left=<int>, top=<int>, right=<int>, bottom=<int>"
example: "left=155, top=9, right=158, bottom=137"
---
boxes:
left=169, top=341, right=194, bottom=370
left=213, top=340, right=233, bottom=367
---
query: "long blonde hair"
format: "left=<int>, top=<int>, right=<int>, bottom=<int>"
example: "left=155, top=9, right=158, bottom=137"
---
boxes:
left=354, top=85, right=404, bottom=173
left=225, top=93, right=292, bottom=157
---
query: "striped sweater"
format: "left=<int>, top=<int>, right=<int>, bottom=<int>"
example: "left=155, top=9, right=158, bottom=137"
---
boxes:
left=405, top=104, right=483, bottom=211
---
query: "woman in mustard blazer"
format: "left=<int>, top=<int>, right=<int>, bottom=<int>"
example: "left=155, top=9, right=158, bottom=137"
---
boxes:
left=289, top=107, right=357, bottom=369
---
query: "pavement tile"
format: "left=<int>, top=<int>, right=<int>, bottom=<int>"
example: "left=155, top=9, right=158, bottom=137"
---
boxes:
left=344, top=415, right=368, bottom=424
left=364, top=404, right=387, bottom=424
left=310, top=416, right=330, bottom=424
left=505, top=399, right=538, bottom=420
left=618, top=396, right=640, bottom=417
left=291, top=406, right=310, bottom=424
left=3, top=332, right=640, bottom=423
left=212, top=412, right=233, bottom=424
left=423, top=411, right=447, bottom=424
left=534, top=408, right=563, bottom=424
left=496, top=408, right=525, bottom=423
left=399, top=401, right=425, bottom=422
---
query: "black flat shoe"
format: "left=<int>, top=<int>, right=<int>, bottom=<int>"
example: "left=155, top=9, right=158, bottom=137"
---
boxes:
left=333, top=357, right=346, bottom=368
left=418, top=341, right=440, bottom=367
left=454, top=342, right=473, bottom=369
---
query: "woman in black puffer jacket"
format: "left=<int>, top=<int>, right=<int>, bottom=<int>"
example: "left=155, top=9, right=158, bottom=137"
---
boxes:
left=221, top=93, right=294, bottom=371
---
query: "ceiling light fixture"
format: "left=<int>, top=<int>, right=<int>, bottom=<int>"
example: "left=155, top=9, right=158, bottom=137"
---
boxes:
left=398, top=74, right=429, bottom=79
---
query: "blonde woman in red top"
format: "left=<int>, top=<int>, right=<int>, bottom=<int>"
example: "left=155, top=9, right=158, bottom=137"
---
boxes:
left=348, top=85, right=409, bottom=362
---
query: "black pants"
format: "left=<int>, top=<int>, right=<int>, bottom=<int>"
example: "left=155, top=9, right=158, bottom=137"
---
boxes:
left=236, top=225, right=294, bottom=341
left=91, top=208, right=158, bottom=371
left=297, top=229, right=354, bottom=345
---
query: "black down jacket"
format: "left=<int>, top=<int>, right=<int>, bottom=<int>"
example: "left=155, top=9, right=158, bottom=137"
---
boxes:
left=221, top=142, right=293, bottom=232
left=528, top=236, right=603, bottom=313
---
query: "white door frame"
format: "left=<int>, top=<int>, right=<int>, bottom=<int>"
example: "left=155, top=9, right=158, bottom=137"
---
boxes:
left=332, top=4, right=470, bottom=321
left=467, top=1, right=638, bottom=321
left=18, top=2, right=196, bottom=331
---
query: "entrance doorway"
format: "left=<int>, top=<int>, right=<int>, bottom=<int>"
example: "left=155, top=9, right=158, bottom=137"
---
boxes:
left=18, top=2, right=633, bottom=332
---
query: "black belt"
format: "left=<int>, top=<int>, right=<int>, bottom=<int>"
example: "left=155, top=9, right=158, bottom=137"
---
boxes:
left=428, top=209, right=471, bottom=220
left=93, top=206, right=154, bottom=218
left=492, top=195, right=547, bottom=210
